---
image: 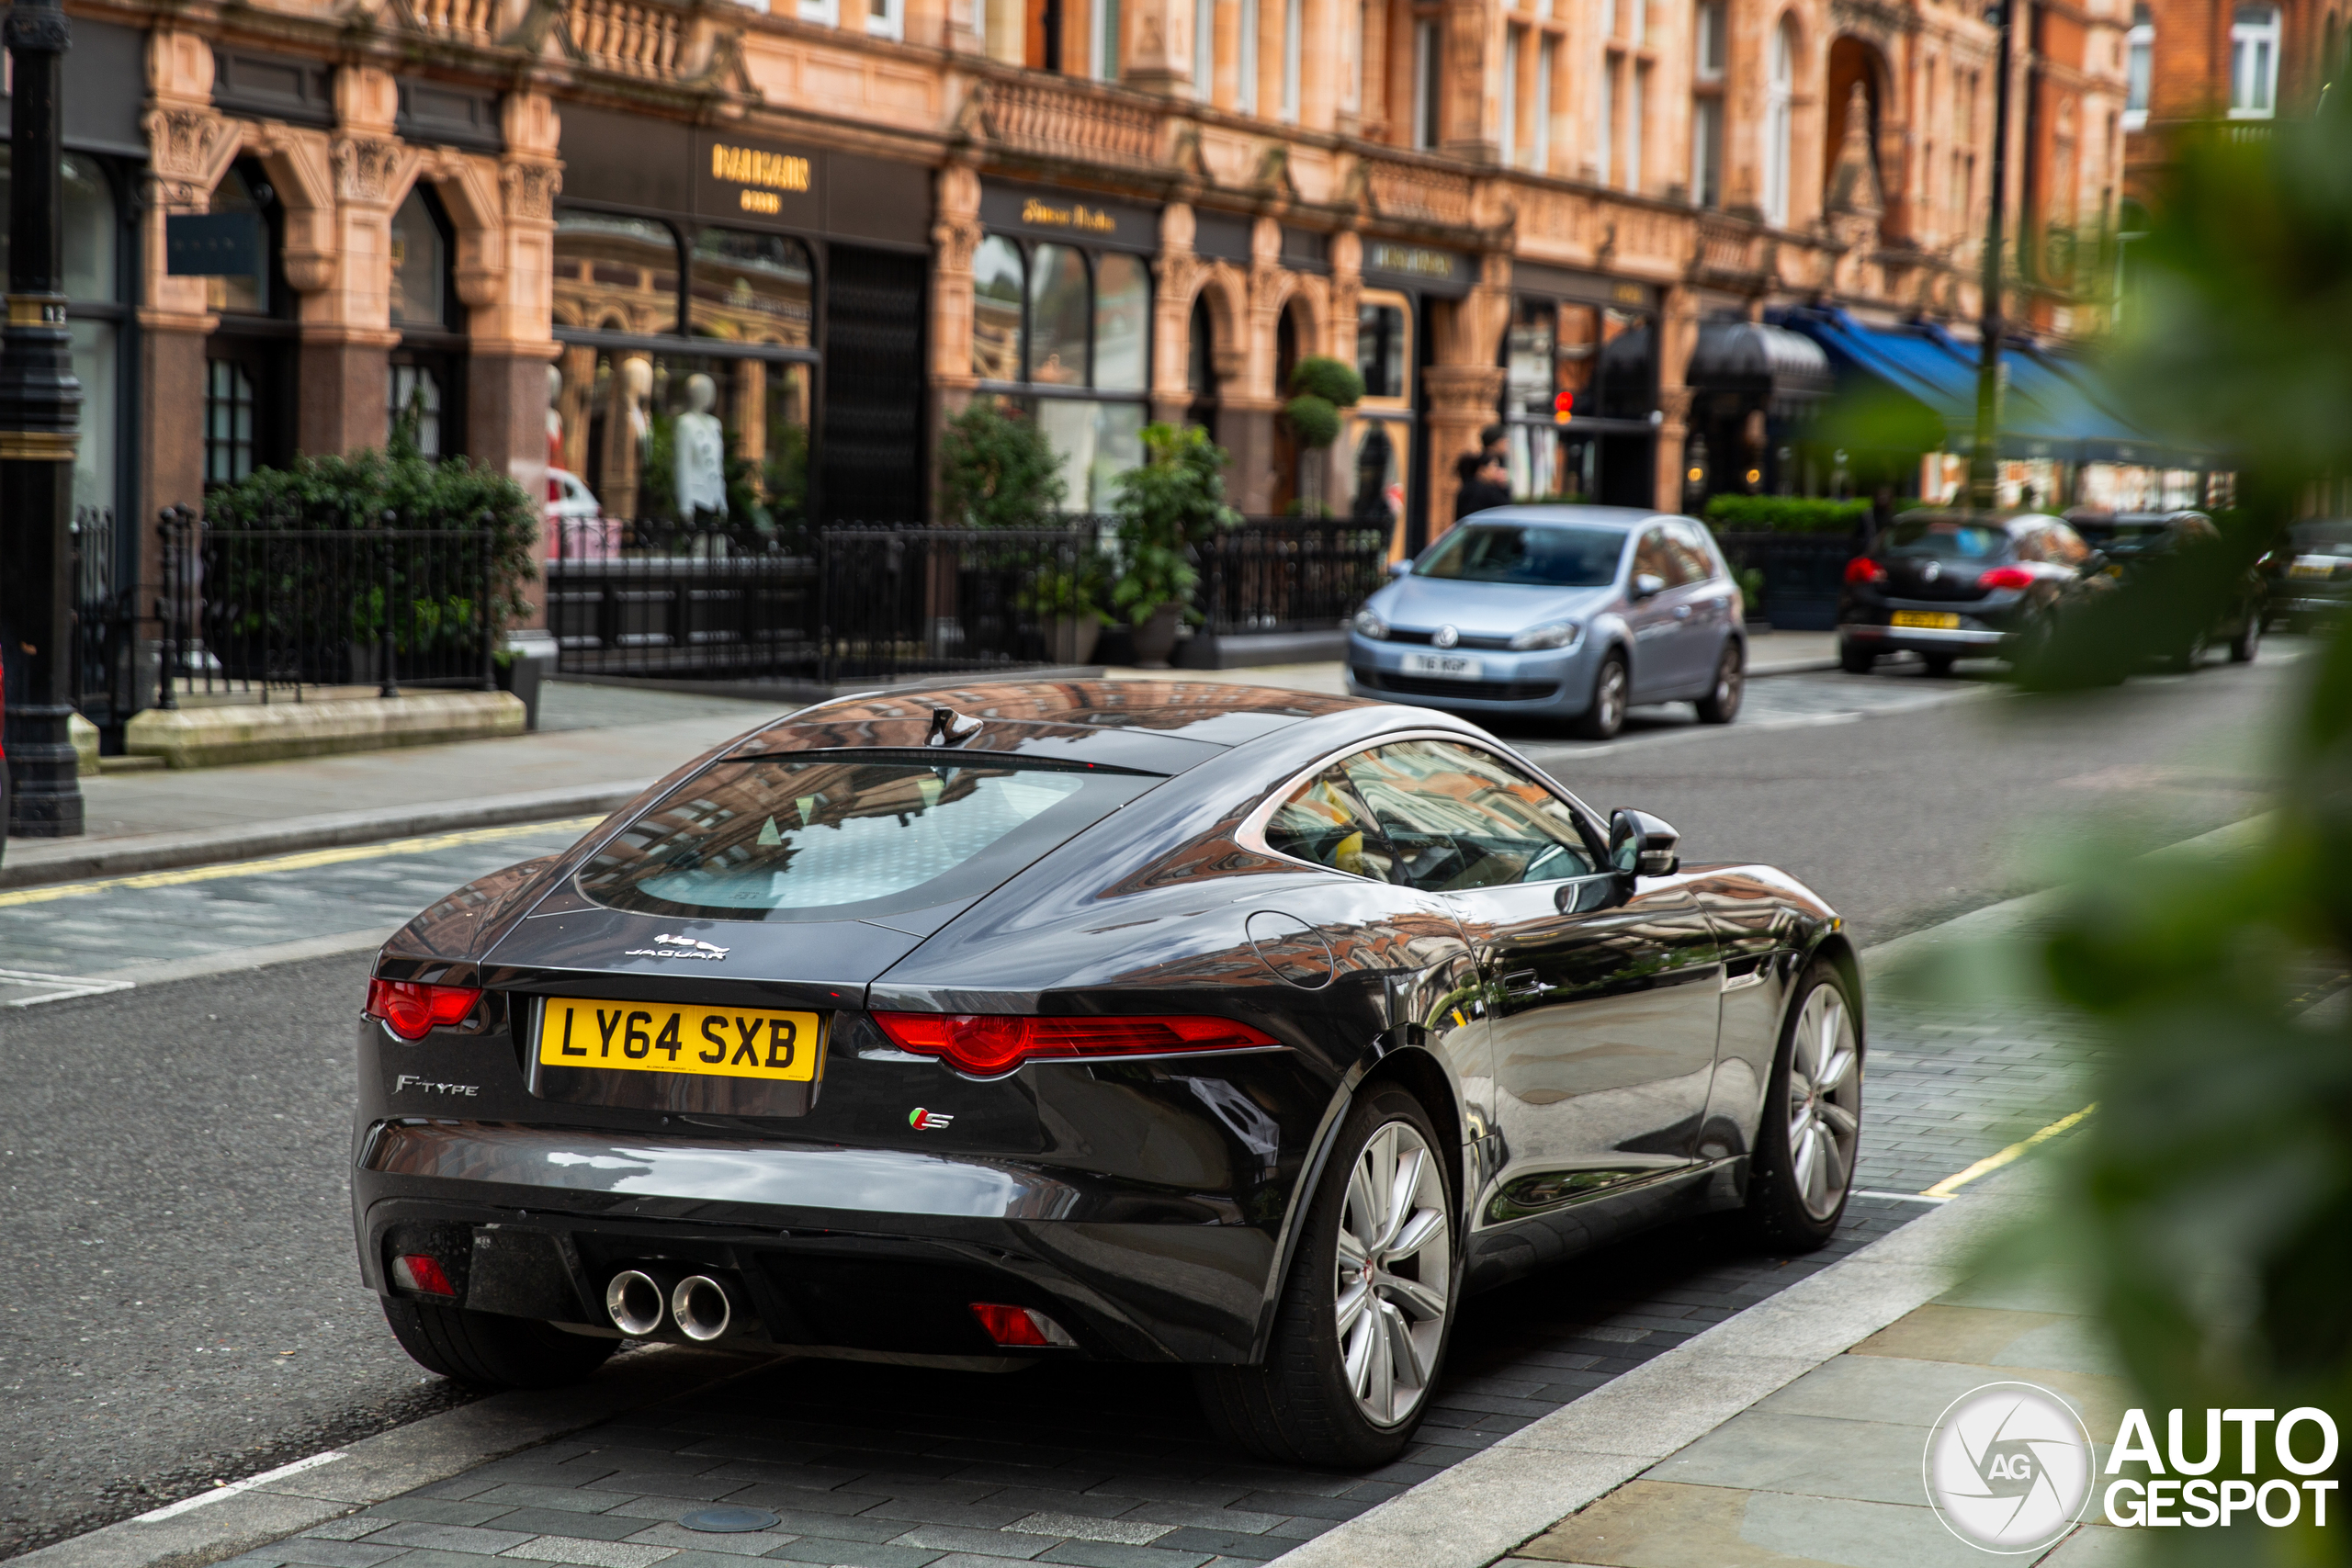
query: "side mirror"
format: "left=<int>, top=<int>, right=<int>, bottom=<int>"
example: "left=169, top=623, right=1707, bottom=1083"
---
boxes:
left=1389, top=558, right=1413, bottom=578
left=1609, top=807, right=1682, bottom=879
left=1632, top=572, right=1668, bottom=600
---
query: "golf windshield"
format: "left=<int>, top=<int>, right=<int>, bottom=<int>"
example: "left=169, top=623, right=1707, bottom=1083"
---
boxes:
left=577, top=754, right=1160, bottom=922
left=2292, top=521, right=2352, bottom=557
left=1415, top=525, right=1624, bottom=587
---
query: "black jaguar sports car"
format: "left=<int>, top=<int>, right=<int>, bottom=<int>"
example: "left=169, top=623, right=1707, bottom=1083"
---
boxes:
left=355, top=681, right=1861, bottom=1465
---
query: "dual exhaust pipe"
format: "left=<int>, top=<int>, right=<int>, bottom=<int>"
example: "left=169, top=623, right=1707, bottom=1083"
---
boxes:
left=604, top=1268, right=742, bottom=1341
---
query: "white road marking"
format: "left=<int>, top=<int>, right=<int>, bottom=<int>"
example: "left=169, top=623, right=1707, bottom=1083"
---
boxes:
left=133, top=1451, right=345, bottom=1522
left=0, top=967, right=136, bottom=1007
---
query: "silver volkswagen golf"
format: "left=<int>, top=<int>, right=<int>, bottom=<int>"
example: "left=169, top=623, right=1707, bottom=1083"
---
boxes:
left=1346, top=505, right=1748, bottom=739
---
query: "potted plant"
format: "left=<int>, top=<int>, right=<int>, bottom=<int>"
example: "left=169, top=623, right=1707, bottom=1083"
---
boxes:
left=1110, top=423, right=1239, bottom=668
left=1283, top=355, right=1366, bottom=518
left=1023, top=551, right=1112, bottom=666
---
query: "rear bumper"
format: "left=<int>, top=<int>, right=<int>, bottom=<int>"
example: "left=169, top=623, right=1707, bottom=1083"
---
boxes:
left=1839, top=622, right=2011, bottom=656
left=354, top=1119, right=1283, bottom=1365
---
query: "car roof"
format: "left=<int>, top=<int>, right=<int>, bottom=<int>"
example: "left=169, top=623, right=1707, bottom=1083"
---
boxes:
left=1894, top=509, right=2074, bottom=534
left=723, top=679, right=1382, bottom=772
left=1444, top=504, right=1687, bottom=533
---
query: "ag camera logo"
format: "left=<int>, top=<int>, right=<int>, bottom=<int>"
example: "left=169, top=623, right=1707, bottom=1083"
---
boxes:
left=1923, top=1382, right=2095, bottom=1554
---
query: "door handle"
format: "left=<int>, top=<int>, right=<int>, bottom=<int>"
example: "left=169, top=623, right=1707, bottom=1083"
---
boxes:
left=1673, top=604, right=1691, bottom=619
left=1499, top=968, right=1542, bottom=997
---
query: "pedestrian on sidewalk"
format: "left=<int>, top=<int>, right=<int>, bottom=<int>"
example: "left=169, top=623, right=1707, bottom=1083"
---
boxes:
left=1455, top=451, right=1512, bottom=521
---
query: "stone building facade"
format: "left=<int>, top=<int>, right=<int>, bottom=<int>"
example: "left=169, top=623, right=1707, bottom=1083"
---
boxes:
left=38, top=0, right=2126, bottom=592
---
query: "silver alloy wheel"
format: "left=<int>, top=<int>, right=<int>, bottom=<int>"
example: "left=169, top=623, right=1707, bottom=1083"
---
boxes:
left=1786, top=984, right=1861, bottom=1221
left=1592, top=660, right=1628, bottom=733
left=1713, top=648, right=1744, bottom=713
left=1334, top=1119, right=1452, bottom=1426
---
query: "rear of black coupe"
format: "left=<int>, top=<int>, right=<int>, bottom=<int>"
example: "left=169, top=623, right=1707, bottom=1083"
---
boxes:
left=351, top=679, right=1854, bottom=1465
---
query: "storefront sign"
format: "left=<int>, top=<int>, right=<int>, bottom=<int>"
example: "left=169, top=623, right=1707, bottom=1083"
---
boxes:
left=980, top=183, right=1158, bottom=252
left=695, top=133, right=823, bottom=225
left=1363, top=242, right=1470, bottom=297
left=1515, top=261, right=1657, bottom=311
left=165, top=212, right=262, bottom=277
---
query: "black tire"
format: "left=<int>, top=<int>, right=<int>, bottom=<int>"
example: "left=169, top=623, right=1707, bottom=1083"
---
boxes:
left=1838, top=639, right=1875, bottom=674
left=2229, top=615, right=2260, bottom=663
left=380, top=1297, right=618, bottom=1389
left=1694, top=641, right=1745, bottom=724
left=1920, top=654, right=1956, bottom=678
left=1572, top=651, right=1629, bottom=740
left=1739, top=961, right=1863, bottom=1252
left=1195, top=1086, right=1457, bottom=1467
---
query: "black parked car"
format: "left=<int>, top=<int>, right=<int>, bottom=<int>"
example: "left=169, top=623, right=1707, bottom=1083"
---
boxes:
left=2066, top=510, right=2262, bottom=669
left=2264, top=517, right=2352, bottom=629
left=1838, top=510, right=2109, bottom=674
left=355, top=682, right=1860, bottom=1465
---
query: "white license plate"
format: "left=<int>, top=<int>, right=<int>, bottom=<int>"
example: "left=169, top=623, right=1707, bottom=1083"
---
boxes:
left=1401, top=652, right=1484, bottom=680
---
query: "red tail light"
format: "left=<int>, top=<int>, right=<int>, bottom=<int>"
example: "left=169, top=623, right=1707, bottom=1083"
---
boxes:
left=1844, top=556, right=1886, bottom=586
left=366, top=977, right=484, bottom=1040
left=1977, top=565, right=2036, bottom=590
left=969, top=1302, right=1076, bottom=1348
left=390, top=1254, right=457, bottom=1296
left=871, top=1011, right=1280, bottom=1077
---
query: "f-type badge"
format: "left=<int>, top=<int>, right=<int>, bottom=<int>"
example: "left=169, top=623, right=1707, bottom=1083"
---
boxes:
left=909, top=1108, right=955, bottom=1131
left=624, top=933, right=731, bottom=962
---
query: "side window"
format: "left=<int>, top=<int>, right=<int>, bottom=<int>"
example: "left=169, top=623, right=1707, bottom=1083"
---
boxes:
left=1634, top=526, right=1683, bottom=586
left=2043, top=522, right=2090, bottom=566
left=1340, top=739, right=1600, bottom=892
left=1263, top=765, right=1400, bottom=883
left=1663, top=521, right=1718, bottom=583
left=2011, top=525, right=2051, bottom=564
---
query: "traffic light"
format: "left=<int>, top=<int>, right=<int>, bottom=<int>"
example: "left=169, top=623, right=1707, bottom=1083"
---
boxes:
left=1553, top=391, right=1574, bottom=425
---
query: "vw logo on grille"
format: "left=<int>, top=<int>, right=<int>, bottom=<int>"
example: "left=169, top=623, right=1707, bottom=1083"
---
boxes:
left=1433, top=625, right=1460, bottom=649
left=1923, top=560, right=1942, bottom=582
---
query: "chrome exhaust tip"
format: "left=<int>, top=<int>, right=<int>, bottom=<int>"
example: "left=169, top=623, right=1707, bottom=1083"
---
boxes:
left=605, top=1269, right=667, bottom=1337
left=670, top=1274, right=735, bottom=1342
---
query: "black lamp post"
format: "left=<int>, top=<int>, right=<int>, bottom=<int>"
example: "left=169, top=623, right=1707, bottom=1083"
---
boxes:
left=0, top=0, right=85, bottom=839
left=1970, top=0, right=2017, bottom=508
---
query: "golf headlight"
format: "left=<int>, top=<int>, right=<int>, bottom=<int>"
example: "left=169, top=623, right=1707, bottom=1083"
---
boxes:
left=1352, top=609, right=1390, bottom=640
left=1510, top=620, right=1582, bottom=650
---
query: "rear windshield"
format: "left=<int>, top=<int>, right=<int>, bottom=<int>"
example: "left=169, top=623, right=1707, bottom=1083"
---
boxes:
left=1883, top=520, right=2009, bottom=560
left=577, top=753, right=1160, bottom=922
left=1415, top=524, right=1625, bottom=587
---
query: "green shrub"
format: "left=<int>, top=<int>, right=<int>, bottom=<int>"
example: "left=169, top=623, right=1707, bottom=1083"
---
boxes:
left=1283, top=394, right=1341, bottom=452
left=202, top=443, right=538, bottom=637
left=1109, top=423, right=1239, bottom=624
left=1289, top=355, right=1365, bottom=412
left=1701, top=495, right=1871, bottom=533
left=937, top=400, right=1069, bottom=527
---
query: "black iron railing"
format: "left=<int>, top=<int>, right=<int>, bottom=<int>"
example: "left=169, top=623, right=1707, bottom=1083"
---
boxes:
left=156, top=509, right=500, bottom=706
left=70, top=505, right=140, bottom=728
left=1199, top=520, right=1392, bottom=637
left=1710, top=529, right=1863, bottom=631
left=818, top=526, right=1112, bottom=683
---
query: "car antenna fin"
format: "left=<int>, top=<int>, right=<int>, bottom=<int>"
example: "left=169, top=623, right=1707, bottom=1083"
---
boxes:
left=926, top=706, right=983, bottom=747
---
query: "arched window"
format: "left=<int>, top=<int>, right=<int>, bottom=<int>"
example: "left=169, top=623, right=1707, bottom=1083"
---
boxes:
left=389, top=185, right=460, bottom=457
left=2126, top=4, right=2153, bottom=127
left=1764, top=18, right=1797, bottom=226
left=1691, top=0, right=1725, bottom=206
left=2230, top=3, right=2279, bottom=116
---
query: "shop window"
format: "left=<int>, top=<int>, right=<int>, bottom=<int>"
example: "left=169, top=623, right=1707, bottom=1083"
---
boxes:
left=1093, top=253, right=1148, bottom=392
left=0, top=151, right=126, bottom=517
left=206, top=360, right=257, bottom=483
left=389, top=364, right=444, bottom=457
left=2230, top=4, right=2278, bottom=116
left=207, top=163, right=288, bottom=318
left=1187, top=293, right=1218, bottom=438
left=691, top=228, right=815, bottom=347
left=1498, top=297, right=1657, bottom=505
left=973, top=235, right=1026, bottom=380
left=971, top=231, right=1153, bottom=509
left=390, top=186, right=450, bottom=329
left=553, top=211, right=681, bottom=336
left=1357, top=301, right=1408, bottom=399
left=551, top=206, right=819, bottom=542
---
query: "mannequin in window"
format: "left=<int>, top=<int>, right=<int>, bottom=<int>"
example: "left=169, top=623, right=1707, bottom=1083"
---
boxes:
left=673, top=372, right=729, bottom=524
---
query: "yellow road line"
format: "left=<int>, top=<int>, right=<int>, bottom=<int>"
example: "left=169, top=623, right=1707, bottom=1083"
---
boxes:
left=1921, top=1102, right=2098, bottom=1199
left=0, top=817, right=604, bottom=909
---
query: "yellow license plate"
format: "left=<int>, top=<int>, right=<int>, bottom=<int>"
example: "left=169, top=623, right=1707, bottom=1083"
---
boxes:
left=1891, top=611, right=1962, bottom=629
left=537, top=998, right=824, bottom=1082
left=2290, top=561, right=2336, bottom=581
